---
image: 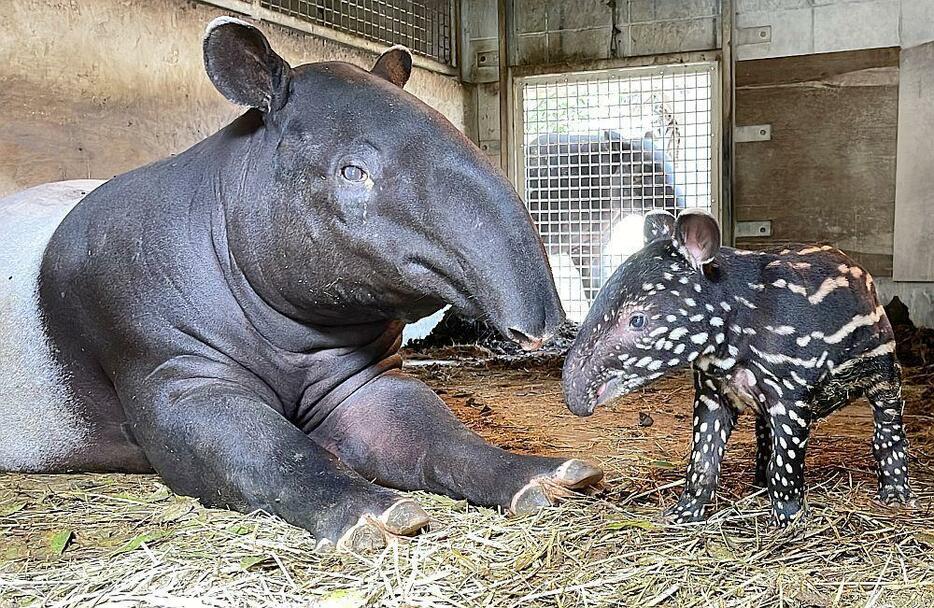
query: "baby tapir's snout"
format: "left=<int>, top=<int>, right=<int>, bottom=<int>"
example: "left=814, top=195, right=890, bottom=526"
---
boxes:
left=563, top=209, right=911, bottom=527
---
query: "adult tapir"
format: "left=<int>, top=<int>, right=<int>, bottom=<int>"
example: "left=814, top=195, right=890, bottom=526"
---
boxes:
left=0, top=17, right=602, bottom=550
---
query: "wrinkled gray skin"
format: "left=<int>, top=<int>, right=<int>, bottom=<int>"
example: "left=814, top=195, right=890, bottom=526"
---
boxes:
left=11, top=19, right=603, bottom=549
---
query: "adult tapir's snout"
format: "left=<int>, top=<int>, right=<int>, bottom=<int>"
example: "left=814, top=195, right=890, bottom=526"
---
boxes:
left=487, top=192, right=566, bottom=348
left=501, top=261, right=565, bottom=351
left=426, top=160, right=565, bottom=349
left=464, top=152, right=565, bottom=350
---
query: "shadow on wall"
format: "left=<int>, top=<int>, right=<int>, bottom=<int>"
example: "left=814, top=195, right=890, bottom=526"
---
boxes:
left=0, top=0, right=466, bottom=197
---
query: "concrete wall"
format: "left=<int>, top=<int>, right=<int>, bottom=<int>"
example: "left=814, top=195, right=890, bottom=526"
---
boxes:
left=510, top=0, right=720, bottom=65
left=900, top=0, right=934, bottom=48
left=0, top=0, right=466, bottom=197
left=735, top=0, right=900, bottom=60
left=893, top=40, right=934, bottom=282
left=461, top=0, right=721, bottom=80
left=732, top=0, right=933, bottom=315
left=892, top=6, right=934, bottom=286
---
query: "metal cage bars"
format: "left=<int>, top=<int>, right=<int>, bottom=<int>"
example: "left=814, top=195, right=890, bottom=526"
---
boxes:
left=515, top=63, right=720, bottom=321
left=260, top=0, right=455, bottom=65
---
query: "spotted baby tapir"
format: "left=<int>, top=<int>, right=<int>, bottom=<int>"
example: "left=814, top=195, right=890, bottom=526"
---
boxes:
left=562, top=209, right=911, bottom=526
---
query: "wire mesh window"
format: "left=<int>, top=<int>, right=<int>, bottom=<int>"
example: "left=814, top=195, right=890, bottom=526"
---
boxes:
left=260, top=0, right=455, bottom=65
left=516, top=63, right=719, bottom=322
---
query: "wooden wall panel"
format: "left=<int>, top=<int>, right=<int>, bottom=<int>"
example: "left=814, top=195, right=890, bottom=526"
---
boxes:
left=734, top=48, right=899, bottom=277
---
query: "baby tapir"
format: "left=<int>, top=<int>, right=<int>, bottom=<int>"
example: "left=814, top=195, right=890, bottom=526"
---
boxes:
left=562, top=209, right=911, bottom=526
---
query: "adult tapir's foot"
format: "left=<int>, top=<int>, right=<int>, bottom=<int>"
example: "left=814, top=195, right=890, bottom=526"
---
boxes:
left=331, top=498, right=431, bottom=552
left=510, top=459, right=604, bottom=515
left=310, top=371, right=604, bottom=517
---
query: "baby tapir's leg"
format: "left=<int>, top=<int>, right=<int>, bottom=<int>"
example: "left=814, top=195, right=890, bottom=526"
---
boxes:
left=753, top=416, right=771, bottom=489
left=766, top=400, right=811, bottom=526
left=866, top=362, right=911, bottom=503
left=668, top=372, right=738, bottom=523
left=310, top=371, right=603, bottom=515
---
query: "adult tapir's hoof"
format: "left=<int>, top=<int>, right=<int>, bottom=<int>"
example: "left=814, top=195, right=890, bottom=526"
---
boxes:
left=381, top=498, right=432, bottom=534
left=509, top=459, right=604, bottom=516
left=333, top=499, right=431, bottom=552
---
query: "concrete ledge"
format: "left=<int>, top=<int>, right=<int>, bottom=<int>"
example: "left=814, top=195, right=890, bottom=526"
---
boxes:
left=876, top=279, right=934, bottom=328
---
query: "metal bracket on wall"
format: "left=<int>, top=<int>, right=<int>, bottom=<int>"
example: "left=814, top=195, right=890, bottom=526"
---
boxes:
left=476, top=50, right=499, bottom=69
left=735, top=220, right=773, bottom=238
left=735, top=124, right=772, bottom=143
left=464, top=37, right=500, bottom=83
left=736, top=25, right=772, bottom=46
left=479, top=140, right=501, bottom=154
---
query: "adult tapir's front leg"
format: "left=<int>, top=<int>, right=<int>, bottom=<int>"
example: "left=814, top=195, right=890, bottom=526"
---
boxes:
left=119, top=365, right=429, bottom=551
left=667, top=372, right=737, bottom=523
left=309, top=371, right=603, bottom=514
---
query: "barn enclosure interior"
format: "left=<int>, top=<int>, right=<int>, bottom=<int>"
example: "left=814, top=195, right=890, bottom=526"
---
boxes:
left=1, top=1, right=933, bottom=607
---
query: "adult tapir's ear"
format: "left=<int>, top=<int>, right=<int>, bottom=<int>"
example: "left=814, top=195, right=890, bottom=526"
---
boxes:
left=643, top=209, right=676, bottom=245
left=673, top=209, right=721, bottom=270
left=203, top=17, right=291, bottom=112
left=371, top=45, right=413, bottom=88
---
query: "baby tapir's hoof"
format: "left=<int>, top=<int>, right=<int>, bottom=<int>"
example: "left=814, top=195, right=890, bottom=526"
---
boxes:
left=877, top=484, right=913, bottom=506
left=665, top=498, right=709, bottom=524
left=770, top=499, right=805, bottom=528
left=509, top=459, right=604, bottom=515
left=333, top=499, right=430, bottom=552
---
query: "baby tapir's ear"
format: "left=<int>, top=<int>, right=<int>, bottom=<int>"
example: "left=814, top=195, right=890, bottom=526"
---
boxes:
left=643, top=209, right=676, bottom=245
left=203, top=17, right=291, bottom=112
left=371, top=45, right=413, bottom=88
left=673, top=209, right=721, bottom=270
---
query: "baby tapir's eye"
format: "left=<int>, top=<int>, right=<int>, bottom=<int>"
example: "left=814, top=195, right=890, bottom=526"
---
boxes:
left=341, top=165, right=367, bottom=182
left=628, top=313, right=646, bottom=330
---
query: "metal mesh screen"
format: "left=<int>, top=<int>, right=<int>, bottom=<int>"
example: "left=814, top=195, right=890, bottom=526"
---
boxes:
left=517, top=64, right=717, bottom=322
left=260, top=0, right=454, bottom=65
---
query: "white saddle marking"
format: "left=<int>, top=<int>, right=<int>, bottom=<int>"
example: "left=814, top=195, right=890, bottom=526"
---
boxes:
left=0, top=180, right=104, bottom=471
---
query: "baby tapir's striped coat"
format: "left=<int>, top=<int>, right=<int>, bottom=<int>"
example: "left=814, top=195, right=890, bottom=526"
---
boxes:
left=562, top=210, right=911, bottom=526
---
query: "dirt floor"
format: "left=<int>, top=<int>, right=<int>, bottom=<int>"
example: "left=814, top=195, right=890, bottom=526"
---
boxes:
left=1, top=355, right=932, bottom=607
left=407, top=357, right=934, bottom=515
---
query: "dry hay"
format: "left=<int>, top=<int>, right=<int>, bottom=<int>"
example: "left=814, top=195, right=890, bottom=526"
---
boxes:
left=3, top=334, right=933, bottom=607
left=1, top=456, right=933, bottom=608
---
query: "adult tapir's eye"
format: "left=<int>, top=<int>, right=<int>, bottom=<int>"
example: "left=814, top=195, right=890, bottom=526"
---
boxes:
left=628, top=314, right=646, bottom=330
left=341, top=165, right=367, bottom=182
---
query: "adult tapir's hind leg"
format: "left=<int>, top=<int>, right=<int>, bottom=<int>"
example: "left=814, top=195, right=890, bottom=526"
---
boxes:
left=309, top=371, right=603, bottom=514
left=865, top=358, right=911, bottom=504
left=119, top=367, right=429, bottom=551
